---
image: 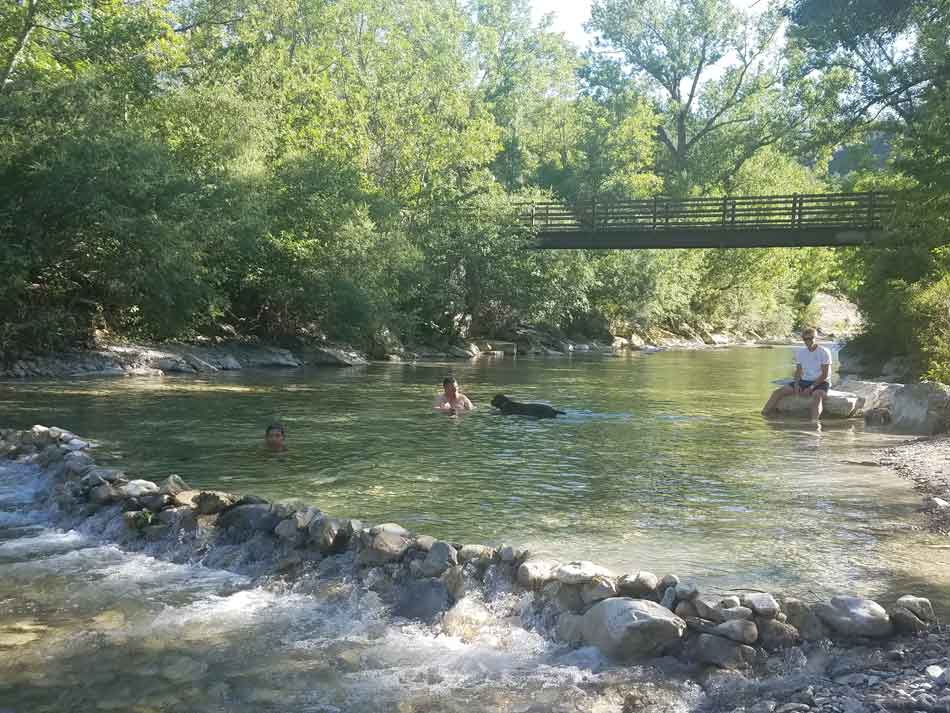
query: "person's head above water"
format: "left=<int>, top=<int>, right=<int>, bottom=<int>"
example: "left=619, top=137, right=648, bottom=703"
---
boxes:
left=265, top=422, right=286, bottom=451
left=442, top=376, right=458, bottom=398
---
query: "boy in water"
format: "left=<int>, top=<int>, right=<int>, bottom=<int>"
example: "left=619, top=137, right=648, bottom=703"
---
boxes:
left=432, top=376, right=475, bottom=414
left=265, top=422, right=287, bottom=451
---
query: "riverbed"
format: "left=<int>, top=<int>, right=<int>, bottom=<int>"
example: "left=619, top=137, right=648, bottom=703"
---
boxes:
left=2, top=347, right=949, bottom=712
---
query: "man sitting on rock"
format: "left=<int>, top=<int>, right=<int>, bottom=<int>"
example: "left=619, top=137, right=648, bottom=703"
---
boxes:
left=762, top=327, right=832, bottom=423
left=432, top=376, right=474, bottom=415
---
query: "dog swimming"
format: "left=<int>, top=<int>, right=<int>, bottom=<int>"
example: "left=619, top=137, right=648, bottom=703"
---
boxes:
left=491, top=394, right=566, bottom=419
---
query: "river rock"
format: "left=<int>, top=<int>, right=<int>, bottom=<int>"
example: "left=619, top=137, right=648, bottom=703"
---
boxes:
left=123, top=510, right=151, bottom=530
left=719, top=606, right=753, bottom=622
left=890, top=607, right=930, bottom=634
left=194, top=491, right=238, bottom=515
left=139, top=493, right=172, bottom=512
left=674, top=601, right=698, bottom=619
left=172, top=490, right=200, bottom=508
left=274, top=518, right=305, bottom=546
left=358, top=524, right=411, bottom=565
left=837, top=379, right=903, bottom=413
left=582, top=576, right=618, bottom=604
left=774, top=390, right=860, bottom=418
left=741, top=593, right=780, bottom=618
left=890, top=381, right=950, bottom=434
left=782, top=598, right=829, bottom=641
left=394, top=579, right=451, bottom=623
left=158, top=475, right=190, bottom=496
left=414, top=535, right=436, bottom=552
left=420, top=541, right=458, bottom=577
left=894, top=595, right=936, bottom=623
left=556, top=561, right=614, bottom=585
left=64, top=452, right=95, bottom=477
left=30, top=425, right=53, bottom=447
left=694, top=633, right=757, bottom=669
left=814, top=596, right=892, bottom=638
left=442, top=598, right=491, bottom=640
left=675, top=582, right=699, bottom=600
left=310, top=517, right=341, bottom=552
left=758, top=619, right=800, bottom=650
left=516, top=559, right=558, bottom=590
left=36, top=444, right=64, bottom=468
left=617, top=571, right=659, bottom=597
left=156, top=506, right=198, bottom=532
left=713, top=619, right=758, bottom=644
left=89, top=484, right=120, bottom=505
left=693, top=596, right=725, bottom=622
left=458, top=544, right=494, bottom=565
left=580, top=598, right=686, bottom=660
left=660, top=574, right=679, bottom=589
left=660, top=586, right=676, bottom=610
left=306, top=346, right=368, bottom=367
left=216, top=504, right=280, bottom=534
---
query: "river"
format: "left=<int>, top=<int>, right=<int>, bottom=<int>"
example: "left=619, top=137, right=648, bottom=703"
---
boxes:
left=1, top=346, right=948, bottom=712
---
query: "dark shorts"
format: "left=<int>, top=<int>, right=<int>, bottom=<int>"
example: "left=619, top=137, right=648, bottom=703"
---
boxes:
left=796, top=379, right=829, bottom=392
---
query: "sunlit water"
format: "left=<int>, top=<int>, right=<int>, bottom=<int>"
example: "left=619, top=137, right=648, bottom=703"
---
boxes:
left=2, top=347, right=949, bottom=712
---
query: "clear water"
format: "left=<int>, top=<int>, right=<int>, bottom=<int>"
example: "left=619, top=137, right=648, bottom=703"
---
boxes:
left=2, top=347, right=949, bottom=712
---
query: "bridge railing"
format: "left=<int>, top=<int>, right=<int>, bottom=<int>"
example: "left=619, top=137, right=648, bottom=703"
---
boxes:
left=518, top=192, right=896, bottom=233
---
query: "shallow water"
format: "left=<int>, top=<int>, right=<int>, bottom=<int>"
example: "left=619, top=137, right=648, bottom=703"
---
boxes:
left=2, top=347, right=950, bottom=712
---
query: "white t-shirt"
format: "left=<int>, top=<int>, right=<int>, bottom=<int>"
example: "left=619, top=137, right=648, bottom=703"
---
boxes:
left=795, top=345, right=832, bottom=381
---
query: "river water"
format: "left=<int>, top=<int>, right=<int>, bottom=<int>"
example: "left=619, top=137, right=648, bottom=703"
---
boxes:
left=2, top=347, right=949, bottom=712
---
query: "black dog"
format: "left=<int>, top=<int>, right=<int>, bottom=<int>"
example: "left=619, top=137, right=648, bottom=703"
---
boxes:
left=491, top=394, right=565, bottom=419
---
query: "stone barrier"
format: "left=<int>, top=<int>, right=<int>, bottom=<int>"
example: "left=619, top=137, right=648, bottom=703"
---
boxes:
left=1, top=424, right=941, bottom=672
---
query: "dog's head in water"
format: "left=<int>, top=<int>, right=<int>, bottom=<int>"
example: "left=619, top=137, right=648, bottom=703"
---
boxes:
left=491, top=394, right=512, bottom=410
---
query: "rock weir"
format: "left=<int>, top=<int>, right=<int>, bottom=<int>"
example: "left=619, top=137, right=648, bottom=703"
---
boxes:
left=1, top=424, right=942, bottom=672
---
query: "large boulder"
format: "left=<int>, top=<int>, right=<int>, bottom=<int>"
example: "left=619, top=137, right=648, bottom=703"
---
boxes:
left=814, top=596, right=892, bottom=638
left=774, top=390, right=860, bottom=418
left=305, top=346, right=368, bottom=367
left=580, top=598, right=686, bottom=660
left=394, top=579, right=451, bottom=623
left=693, top=633, right=757, bottom=669
left=890, top=381, right=950, bottom=435
left=556, top=561, right=615, bottom=584
left=836, top=379, right=903, bottom=413
left=358, top=523, right=411, bottom=565
left=419, top=541, right=458, bottom=578
left=517, top=559, right=558, bottom=590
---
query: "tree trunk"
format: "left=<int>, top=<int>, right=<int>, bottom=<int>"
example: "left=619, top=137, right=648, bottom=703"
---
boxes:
left=0, top=0, right=39, bottom=94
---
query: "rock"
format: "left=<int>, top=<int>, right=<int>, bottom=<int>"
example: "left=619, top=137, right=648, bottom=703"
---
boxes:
left=718, top=595, right=741, bottom=609
left=556, top=561, right=614, bottom=584
left=720, top=606, right=753, bottom=622
left=458, top=544, right=494, bottom=565
left=758, top=619, right=800, bottom=650
left=580, top=598, right=686, bottom=660
left=158, top=475, right=190, bottom=496
left=693, top=596, right=725, bottom=622
left=660, top=586, right=676, bottom=610
left=581, top=576, right=618, bottom=604
left=420, top=541, right=458, bottom=578
left=923, top=496, right=950, bottom=511
left=674, top=601, right=698, bottom=619
left=414, top=535, right=436, bottom=552
left=359, top=525, right=411, bottom=565
left=713, top=619, right=758, bottom=644
left=516, top=559, right=558, bottom=590
left=774, top=390, right=860, bottom=418
left=890, top=381, right=950, bottom=435
left=693, top=633, right=757, bottom=669
left=741, top=593, right=780, bottom=618
left=394, top=579, right=451, bottom=624
left=617, top=571, right=659, bottom=597
left=557, top=612, right=585, bottom=645
left=660, top=574, right=679, bottom=589
left=274, top=518, right=305, bottom=546
left=89, top=484, right=120, bottom=505
left=64, top=451, right=95, bottom=477
left=64, top=438, right=90, bottom=451
left=814, top=596, right=892, bottom=638
left=890, top=607, right=929, bottom=634
left=442, top=598, right=491, bottom=640
left=309, top=517, right=340, bottom=552
left=194, top=491, right=238, bottom=515
left=122, top=510, right=151, bottom=530
left=216, top=504, right=280, bottom=534
left=837, top=379, right=903, bottom=412
left=499, top=545, right=517, bottom=562
left=219, top=355, right=242, bottom=370
left=139, top=494, right=172, bottom=512
left=155, top=507, right=198, bottom=532
left=172, top=490, right=200, bottom=508
left=293, top=507, right=321, bottom=530
left=781, top=597, right=828, bottom=641
left=895, top=595, right=936, bottom=624
left=925, top=665, right=945, bottom=681
left=120, top=480, right=159, bottom=498
left=306, top=346, right=368, bottom=367
left=441, top=565, right=466, bottom=600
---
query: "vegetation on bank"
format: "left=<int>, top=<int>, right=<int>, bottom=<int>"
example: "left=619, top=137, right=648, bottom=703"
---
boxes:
left=0, top=0, right=946, bottom=376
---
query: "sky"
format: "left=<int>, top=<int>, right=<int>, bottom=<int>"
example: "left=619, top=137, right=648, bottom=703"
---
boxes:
left=530, top=0, right=767, bottom=50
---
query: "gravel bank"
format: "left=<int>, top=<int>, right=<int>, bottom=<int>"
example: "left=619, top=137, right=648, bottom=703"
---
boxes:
left=878, top=435, right=950, bottom=534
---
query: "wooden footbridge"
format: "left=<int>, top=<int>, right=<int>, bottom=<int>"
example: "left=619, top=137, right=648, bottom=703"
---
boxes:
left=519, top=192, right=895, bottom=249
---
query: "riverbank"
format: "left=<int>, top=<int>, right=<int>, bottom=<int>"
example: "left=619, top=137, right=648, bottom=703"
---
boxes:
left=878, top=435, right=950, bottom=535
left=3, top=424, right=949, bottom=712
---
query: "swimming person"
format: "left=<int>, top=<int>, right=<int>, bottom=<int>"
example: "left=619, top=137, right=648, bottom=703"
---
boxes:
left=432, top=376, right=474, bottom=414
left=265, top=422, right=287, bottom=451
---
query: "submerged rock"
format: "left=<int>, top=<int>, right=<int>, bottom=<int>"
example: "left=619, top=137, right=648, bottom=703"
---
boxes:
left=442, top=598, right=491, bottom=640
left=395, top=579, right=451, bottom=623
left=580, top=598, right=685, bottom=660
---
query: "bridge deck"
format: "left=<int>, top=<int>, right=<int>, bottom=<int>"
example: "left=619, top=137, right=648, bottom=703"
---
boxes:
left=520, top=192, right=894, bottom=249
